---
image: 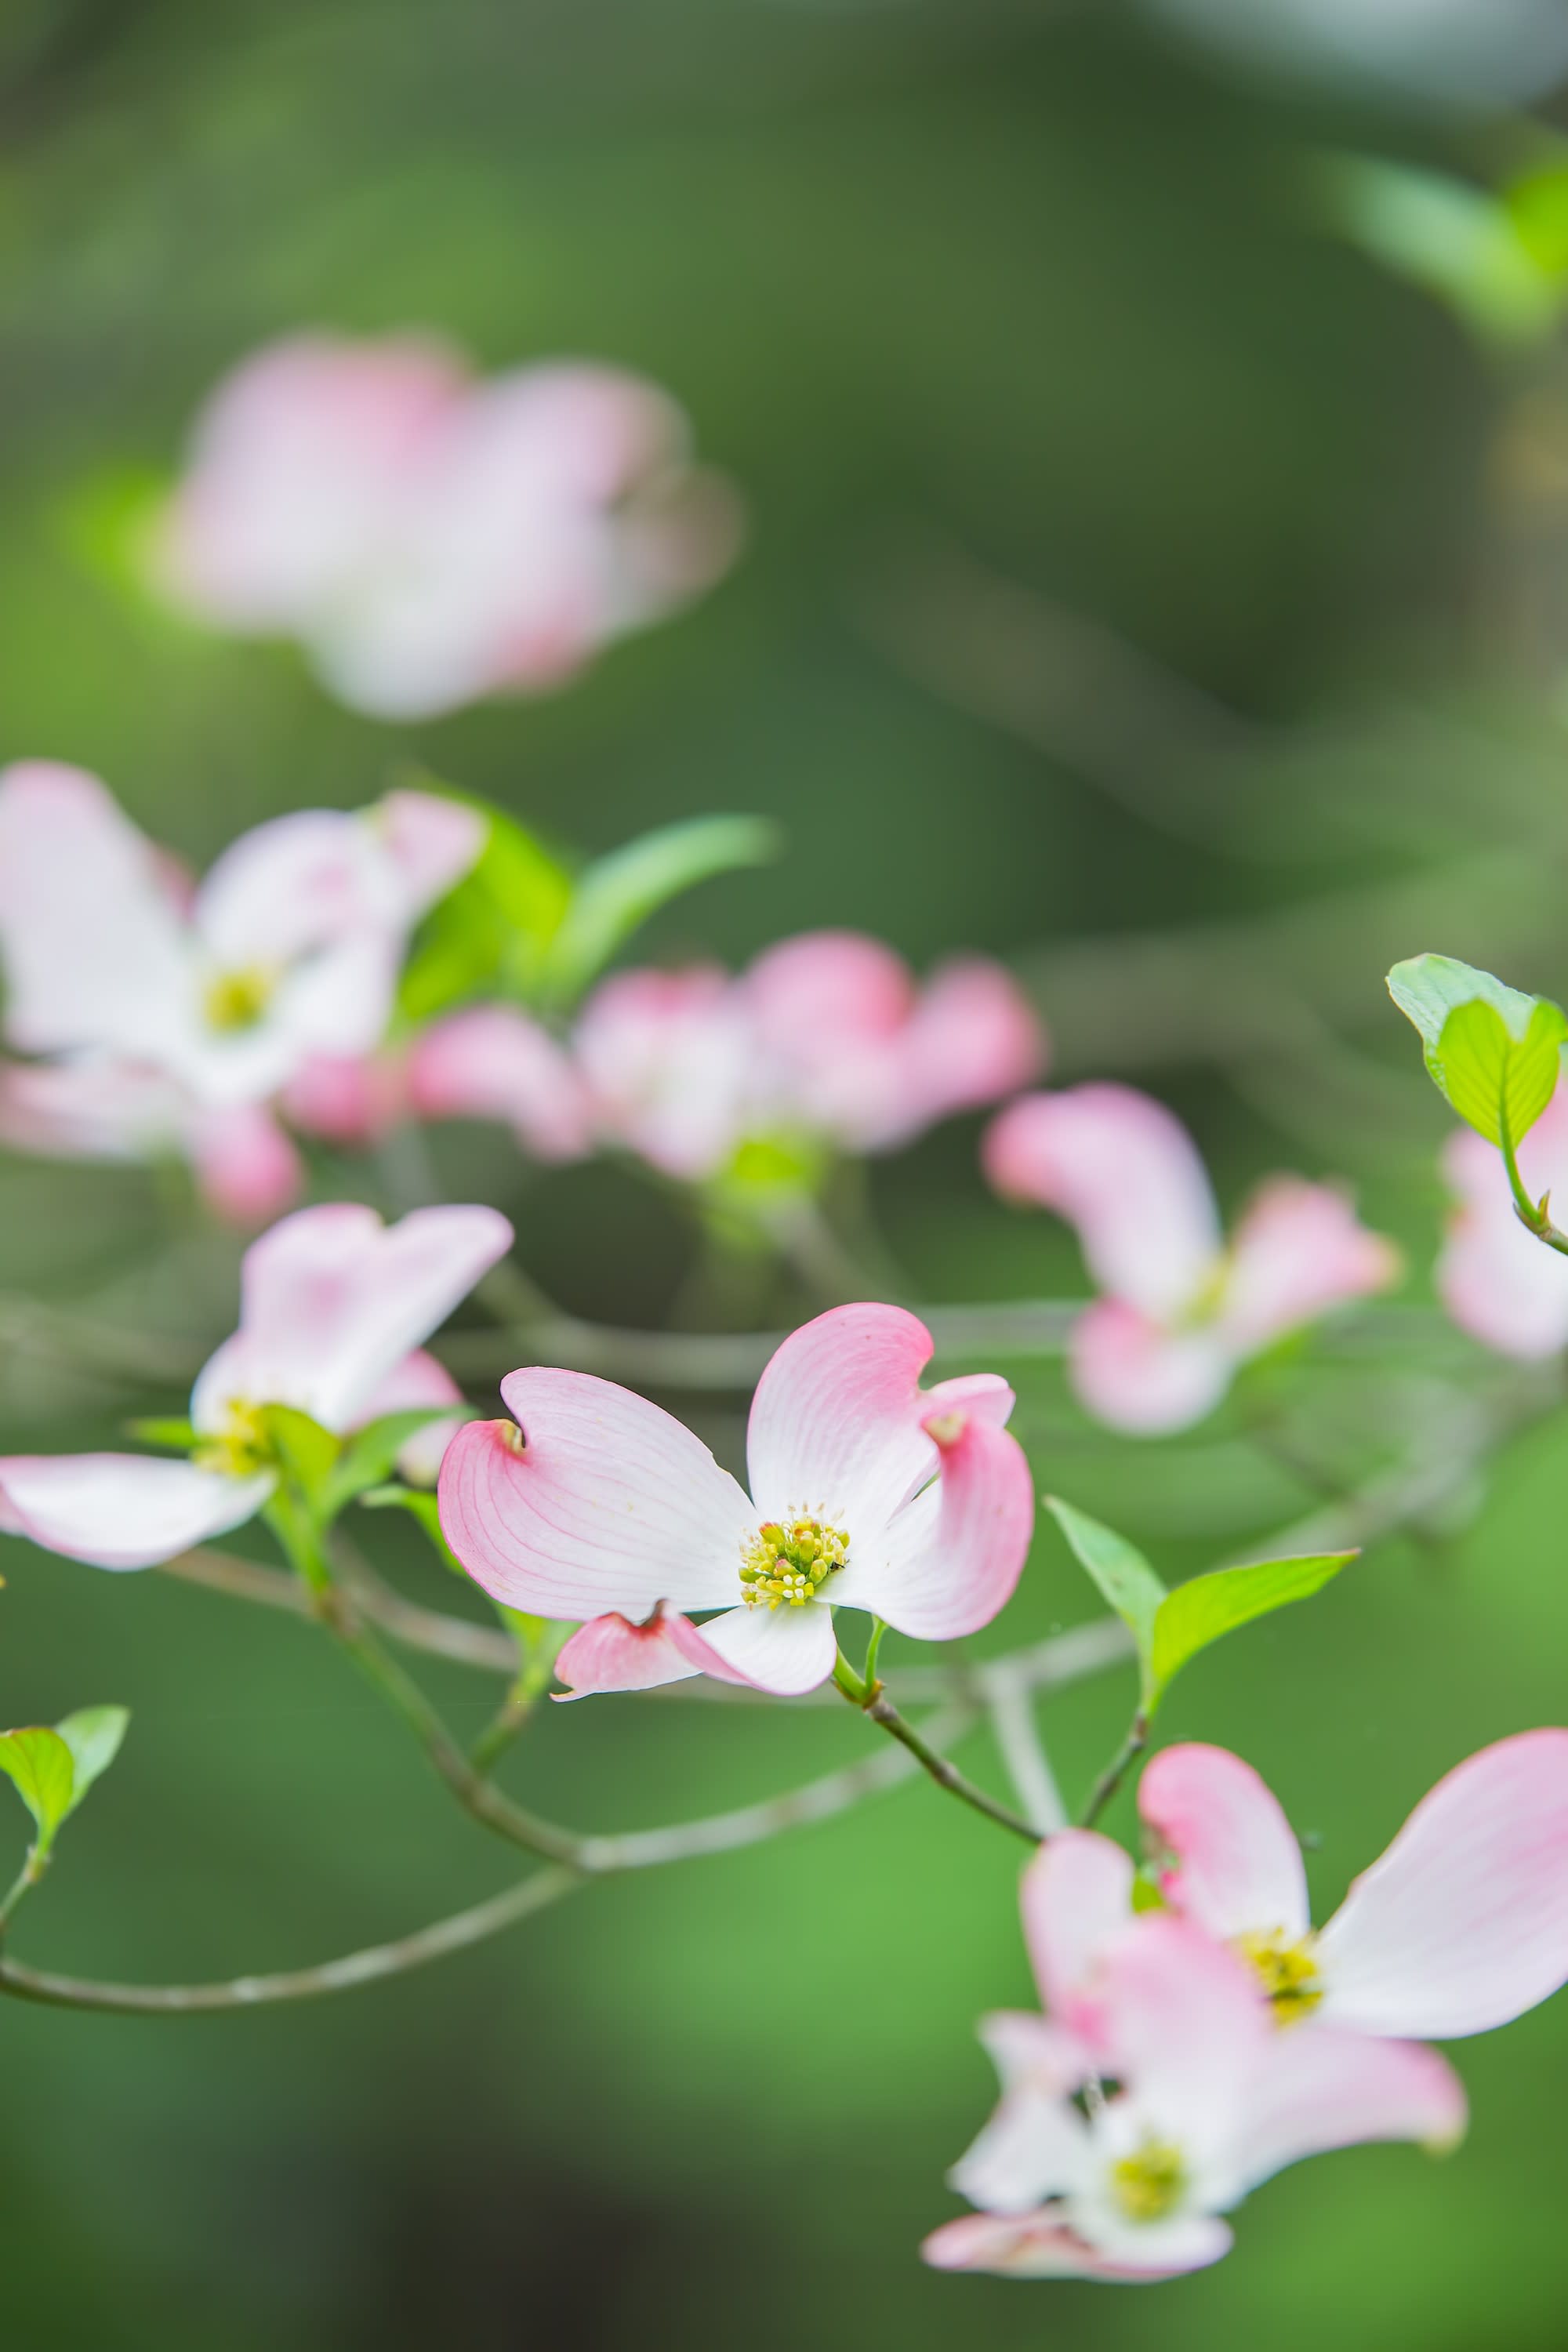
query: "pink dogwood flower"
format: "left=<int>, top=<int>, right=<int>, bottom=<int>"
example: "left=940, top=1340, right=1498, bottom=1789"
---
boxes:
left=982, top=1083, right=1399, bottom=1432
left=573, top=935, right=1044, bottom=1184
left=0, top=1202, right=510, bottom=1569
left=437, top=1301, right=1036, bottom=1696
left=1437, top=1088, right=1568, bottom=1357
left=154, top=333, right=742, bottom=720
left=0, top=763, right=482, bottom=1216
left=1021, top=1736, right=1568, bottom=2049
left=924, top=1904, right=1464, bottom=2283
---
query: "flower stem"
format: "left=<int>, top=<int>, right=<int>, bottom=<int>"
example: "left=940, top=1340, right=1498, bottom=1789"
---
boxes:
left=1501, top=1114, right=1568, bottom=1258
left=0, top=1846, right=46, bottom=1937
left=833, top=1652, right=1040, bottom=1846
left=1080, top=1711, right=1149, bottom=1830
left=321, top=1599, right=585, bottom=1868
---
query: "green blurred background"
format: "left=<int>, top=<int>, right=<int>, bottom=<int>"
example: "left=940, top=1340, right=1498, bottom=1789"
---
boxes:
left=5, top=2, right=1568, bottom=2344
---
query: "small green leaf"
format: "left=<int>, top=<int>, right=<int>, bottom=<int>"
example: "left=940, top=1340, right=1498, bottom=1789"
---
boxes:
left=1149, top=1552, right=1355, bottom=1696
left=1388, top=952, right=1544, bottom=1056
left=54, top=1706, right=129, bottom=1816
left=318, top=1408, right=470, bottom=1520
left=397, top=792, right=573, bottom=1019
left=359, top=1483, right=467, bottom=1575
left=1388, top=953, right=1566, bottom=1146
left=1046, top=1497, right=1166, bottom=1699
left=0, top=1727, right=74, bottom=1849
left=1437, top=997, right=1566, bottom=1150
left=126, top=1417, right=197, bottom=1451
left=257, top=1405, right=342, bottom=1503
left=543, top=814, right=779, bottom=1002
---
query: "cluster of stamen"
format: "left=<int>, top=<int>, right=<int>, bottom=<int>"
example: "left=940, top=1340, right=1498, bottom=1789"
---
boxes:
left=739, top=1514, right=849, bottom=1608
left=192, top=1401, right=274, bottom=1480
left=203, top=964, right=277, bottom=1033
left=1109, top=2138, right=1188, bottom=2223
left=1236, top=1928, right=1323, bottom=2024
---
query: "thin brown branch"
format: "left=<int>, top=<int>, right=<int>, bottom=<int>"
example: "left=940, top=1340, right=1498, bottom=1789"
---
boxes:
left=0, top=1869, right=579, bottom=2015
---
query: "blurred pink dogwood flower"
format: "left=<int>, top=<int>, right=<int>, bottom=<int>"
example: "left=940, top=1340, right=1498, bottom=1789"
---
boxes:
left=1437, top=1088, right=1568, bottom=1358
left=573, top=932, right=1044, bottom=1184
left=437, top=1301, right=1036, bottom=1697
left=154, top=333, right=742, bottom=720
left=0, top=1202, right=510, bottom=1569
left=924, top=1903, right=1464, bottom=2284
left=0, top=762, right=483, bottom=1219
left=983, top=1083, right=1398, bottom=1432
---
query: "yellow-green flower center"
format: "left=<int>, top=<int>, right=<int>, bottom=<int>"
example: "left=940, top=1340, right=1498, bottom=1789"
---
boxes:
left=1110, top=2139, right=1188, bottom=2223
left=192, top=1402, right=274, bottom=1480
left=739, top=1514, right=849, bottom=1608
left=1236, top=1928, right=1323, bottom=2024
left=203, top=964, right=277, bottom=1034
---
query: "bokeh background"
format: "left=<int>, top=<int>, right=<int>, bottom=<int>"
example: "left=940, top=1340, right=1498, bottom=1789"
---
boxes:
left=5, top=2, right=1568, bottom=2345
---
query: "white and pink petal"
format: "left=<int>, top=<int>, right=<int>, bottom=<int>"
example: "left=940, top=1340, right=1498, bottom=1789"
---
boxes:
left=1317, top=1730, right=1568, bottom=2038
left=438, top=1370, right=752, bottom=1621
left=0, top=1454, right=274, bottom=1570
left=1138, top=1743, right=1310, bottom=1945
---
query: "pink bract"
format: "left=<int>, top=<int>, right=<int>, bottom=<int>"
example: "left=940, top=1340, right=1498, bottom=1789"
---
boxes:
left=407, top=1006, right=591, bottom=1163
left=437, top=1301, right=1036, bottom=1697
left=982, top=1083, right=1399, bottom=1433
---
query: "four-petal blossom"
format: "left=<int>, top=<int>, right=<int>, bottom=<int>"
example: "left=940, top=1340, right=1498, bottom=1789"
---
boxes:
left=437, top=1301, right=1036, bottom=1696
left=924, top=1907, right=1464, bottom=2284
left=982, top=1083, right=1399, bottom=1432
left=0, top=1202, right=511, bottom=1569
left=153, top=334, right=742, bottom=720
left=0, top=763, right=483, bottom=1217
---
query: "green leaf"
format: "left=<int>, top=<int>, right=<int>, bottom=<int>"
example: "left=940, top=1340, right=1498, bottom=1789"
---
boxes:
left=1046, top=1497, right=1166, bottom=1700
left=1388, top=953, right=1567, bottom=1145
left=1437, top=997, right=1566, bottom=1151
left=318, top=1408, right=471, bottom=1520
left=397, top=792, right=573, bottom=1020
left=1505, top=162, right=1568, bottom=278
left=358, top=1483, right=467, bottom=1576
left=54, top=1706, right=129, bottom=1817
left=1149, top=1553, right=1356, bottom=1696
left=257, top=1405, right=342, bottom=1504
left=0, top=1727, right=74, bottom=1849
left=1388, top=952, right=1544, bottom=1055
left=1316, top=156, right=1564, bottom=349
left=126, top=1416, right=197, bottom=1451
left=542, top=814, right=779, bottom=1002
